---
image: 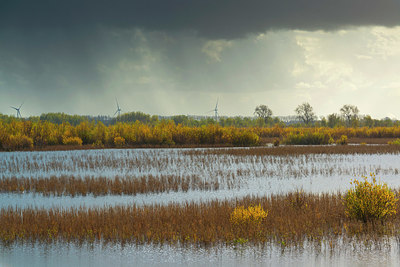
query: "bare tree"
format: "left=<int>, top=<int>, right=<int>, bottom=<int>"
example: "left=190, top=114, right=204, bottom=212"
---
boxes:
left=295, top=102, right=316, bottom=125
left=340, top=104, right=359, bottom=126
left=254, top=105, right=273, bottom=123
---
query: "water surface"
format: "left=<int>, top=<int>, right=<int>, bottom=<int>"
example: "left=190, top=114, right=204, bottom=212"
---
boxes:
left=1, top=148, right=400, bottom=266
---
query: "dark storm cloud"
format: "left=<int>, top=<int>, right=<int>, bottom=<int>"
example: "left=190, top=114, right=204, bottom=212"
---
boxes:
left=1, top=0, right=400, bottom=38
left=1, top=0, right=400, bottom=115
left=0, top=28, right=100, bottom=90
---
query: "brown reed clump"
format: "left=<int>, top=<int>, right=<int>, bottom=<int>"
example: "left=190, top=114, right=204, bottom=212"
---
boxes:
left=0, top=175, right=220, bottom=197
left=1, top=192, right=400, bottom=246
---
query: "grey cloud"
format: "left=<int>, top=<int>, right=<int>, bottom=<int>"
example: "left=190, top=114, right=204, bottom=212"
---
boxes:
left=1, top=0, right=400, bottom=39
left=0, top=28, right=102, bottom=92
left=1, top=0, right=400, bottom=116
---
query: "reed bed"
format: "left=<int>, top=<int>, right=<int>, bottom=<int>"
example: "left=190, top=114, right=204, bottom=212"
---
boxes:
left=1, top=192, right=400, bottom=246
left=3, top=146, right=400, bottom=178
left=184, top=144, right=400, bottom=156
left=259, top=137, right=395, bottom=145
left=2, top=163, right=400, bottom=197
left=2, top=148, right=400, bottom=196
left=0, top=175, right=220, bottom=196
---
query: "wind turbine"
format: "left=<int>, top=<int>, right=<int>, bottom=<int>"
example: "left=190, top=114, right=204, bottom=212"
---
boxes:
left=207, top=98, right=219, bottom=122
left=114, top=98, right=122, bottom=117
left=10, top=102, right=24, bottom=118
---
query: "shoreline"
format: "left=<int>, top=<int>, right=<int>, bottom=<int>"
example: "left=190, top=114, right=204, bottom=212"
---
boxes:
left=0, top=137, right=398, bottom=152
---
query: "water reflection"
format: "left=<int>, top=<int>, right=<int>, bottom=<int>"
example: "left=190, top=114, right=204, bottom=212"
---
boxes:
left=1, top=240, right=399, bottom=267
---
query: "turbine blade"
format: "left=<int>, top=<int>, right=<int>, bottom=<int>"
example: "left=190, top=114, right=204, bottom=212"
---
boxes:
left=114, top=110, right=119, bottom=116
left=19, top=101, right=24, bottom=109
left=10, top=106, right=18, bottom=110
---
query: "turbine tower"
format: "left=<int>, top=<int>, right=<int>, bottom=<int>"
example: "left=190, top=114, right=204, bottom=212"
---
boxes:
left=10, top=102, right=24, bottom=118
left=114, top=98, right=122, bottom=117
left=207, top=98, right=219, bottom=122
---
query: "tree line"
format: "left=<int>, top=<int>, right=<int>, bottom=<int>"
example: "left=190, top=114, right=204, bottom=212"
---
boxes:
left=2, top=102, right=398, bottom=128
left=253, top=103, right=398, bottom=128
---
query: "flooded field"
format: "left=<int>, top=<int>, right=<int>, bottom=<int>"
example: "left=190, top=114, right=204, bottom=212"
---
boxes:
left=1, top=146, right=400, bottom=266
left=1, top=147, right=400, bottom=208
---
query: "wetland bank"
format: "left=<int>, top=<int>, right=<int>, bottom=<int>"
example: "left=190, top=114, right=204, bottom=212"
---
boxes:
left=2, top=145, right=400, bottom=266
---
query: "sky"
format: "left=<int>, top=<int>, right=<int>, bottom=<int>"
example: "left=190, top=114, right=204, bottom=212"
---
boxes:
left=1, top=0, right=400, bottom=119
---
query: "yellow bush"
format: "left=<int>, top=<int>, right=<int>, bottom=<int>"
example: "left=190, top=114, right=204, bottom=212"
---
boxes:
left=114, top=136, right=126, bottom=147
left=343, top=173, right=398, bottom=222
left=62, top=136, right=83, bottom=146
left=232, top=130, right=259, bottom=146
left=328, top=137, right=335, bottom=144
left=336, top=135, right=348, bottom=145
left=230, top=204, right=268, bottom=226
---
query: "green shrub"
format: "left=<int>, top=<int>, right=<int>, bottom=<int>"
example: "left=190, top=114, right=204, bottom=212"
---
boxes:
left=336, top=135, right=348, bottom=145
left=388, top=138, right=400, bottom=145
left=62, top=136, right=83, bottom=146
left=343, top=174, right=398, bottom=222
left=283, top=132, right=332, bottom=145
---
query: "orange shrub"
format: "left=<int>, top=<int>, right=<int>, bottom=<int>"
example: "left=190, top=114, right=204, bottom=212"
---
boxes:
left=3, top=134, right=33, bottom=150
left=114, top=136, right=126, bottom=147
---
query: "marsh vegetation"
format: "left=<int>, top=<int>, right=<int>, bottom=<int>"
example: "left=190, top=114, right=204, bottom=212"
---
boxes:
left=1, top=190, right=399, bottom=246
left=2, top=146, right=400, bottom=265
